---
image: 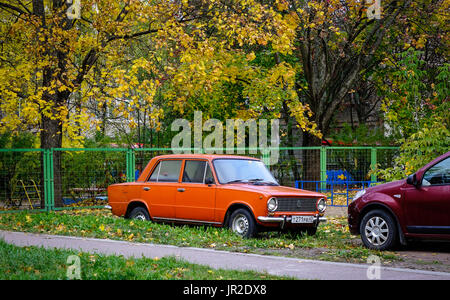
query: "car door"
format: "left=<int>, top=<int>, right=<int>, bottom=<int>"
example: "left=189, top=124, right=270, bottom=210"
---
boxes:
left=403, top=157, right=450, bottom=234
left=175, top=160, right=217, bottom=222
left=141, top=159, right=182, bottom=219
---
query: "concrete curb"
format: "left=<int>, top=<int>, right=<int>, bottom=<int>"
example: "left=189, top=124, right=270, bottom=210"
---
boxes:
left=1, top=230, right=449, bottom=280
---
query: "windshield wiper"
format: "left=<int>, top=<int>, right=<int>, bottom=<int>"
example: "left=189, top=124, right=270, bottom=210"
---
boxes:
left=225, top=179, right=247, bottom=184
left=248, top=178, right=279, bottom=185
left=226, top=178, right=263, bottom=184
left=250, top=180, right=279, bottom=186
left=247, top=178, right=264, bottom=182
left=225, top=178, right=278, bottom=186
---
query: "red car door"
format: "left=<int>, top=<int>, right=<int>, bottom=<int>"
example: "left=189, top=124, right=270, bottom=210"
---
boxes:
left=403, top=156, right=450, bottom=234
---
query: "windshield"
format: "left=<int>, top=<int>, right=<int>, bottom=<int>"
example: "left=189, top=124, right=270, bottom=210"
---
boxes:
left=213, top=159, right=279, bottom=185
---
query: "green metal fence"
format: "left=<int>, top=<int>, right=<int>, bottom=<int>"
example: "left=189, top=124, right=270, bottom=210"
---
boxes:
left=0, top=146, right=399, bottom=212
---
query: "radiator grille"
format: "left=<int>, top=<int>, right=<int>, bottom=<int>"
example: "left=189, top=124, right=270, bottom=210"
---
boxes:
left=276, top=198, right=317, bottom=212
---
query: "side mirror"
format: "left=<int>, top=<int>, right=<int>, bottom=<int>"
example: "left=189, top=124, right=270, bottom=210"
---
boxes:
left=406, top=174, right=415, bottom=185
left=406, top=174, right=421, bottom=187
left=205, top=178, right=214, bottom=185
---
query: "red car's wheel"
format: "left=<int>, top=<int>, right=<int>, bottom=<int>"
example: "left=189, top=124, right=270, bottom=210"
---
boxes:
left=360, top=209, right=398, bottom=250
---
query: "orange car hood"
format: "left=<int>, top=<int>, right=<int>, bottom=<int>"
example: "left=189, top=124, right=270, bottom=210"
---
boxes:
left=222, top=184, right=325, bottom=198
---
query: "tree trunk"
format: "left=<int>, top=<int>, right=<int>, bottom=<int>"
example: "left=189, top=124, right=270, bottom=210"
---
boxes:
left=281, top=101, right=301, bottom=184
left=301, top=130, right=321, bottom=191
left=40, top=114, right=64, bottom=208
left=35, top=0, right=75, bottom=208
left=289, top=0, right=412, bottom=190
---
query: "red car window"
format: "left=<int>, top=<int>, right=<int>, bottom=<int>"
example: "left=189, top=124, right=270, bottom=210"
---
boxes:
left=423, top=157, right=450, bottom=186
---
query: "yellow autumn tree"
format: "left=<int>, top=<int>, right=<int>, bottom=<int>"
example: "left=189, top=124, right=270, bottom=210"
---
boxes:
left=1, top=0, right=322, bottom=205
left=161, top=0, right=320, bottom=145
left=1, top=0, right=189, bottom=206
left=1, top=0, right=321, bottom=145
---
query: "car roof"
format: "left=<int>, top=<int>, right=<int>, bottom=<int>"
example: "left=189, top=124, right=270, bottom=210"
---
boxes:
left=152, top=153, right=261, bottom=161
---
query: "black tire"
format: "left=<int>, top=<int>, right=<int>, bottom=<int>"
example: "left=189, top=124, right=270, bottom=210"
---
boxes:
left=129, top=206, right=151, bottom=221
left=306, top=226, right=318, bottom=236
left=291, top=226, right=317, bottom=236
left=228, top=208, right=257, bottom=238
left=360, top=209, right=397, bottom=250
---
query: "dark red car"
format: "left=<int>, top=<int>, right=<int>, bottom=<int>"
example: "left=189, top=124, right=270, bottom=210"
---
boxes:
left=348, top=151, right=450, bottom=250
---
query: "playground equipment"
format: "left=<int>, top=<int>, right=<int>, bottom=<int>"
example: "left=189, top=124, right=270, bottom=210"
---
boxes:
left=8, top=180, right=41, bottom=209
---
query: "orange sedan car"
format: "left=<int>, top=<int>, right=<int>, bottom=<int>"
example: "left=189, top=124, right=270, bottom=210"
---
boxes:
left=107, top=154, right=327, bottom=237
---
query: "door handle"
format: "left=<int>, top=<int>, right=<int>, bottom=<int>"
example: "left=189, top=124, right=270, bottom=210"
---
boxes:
left=143, top=187, right=151, bottom=191
left=177, top=188, right=185, bottom=192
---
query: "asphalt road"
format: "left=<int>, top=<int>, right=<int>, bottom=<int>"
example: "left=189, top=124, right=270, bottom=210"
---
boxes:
left=1, top=230, right=450, bottom=280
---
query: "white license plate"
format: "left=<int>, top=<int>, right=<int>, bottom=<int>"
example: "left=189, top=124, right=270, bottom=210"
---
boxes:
left=291, top=216, right=315, bottom=224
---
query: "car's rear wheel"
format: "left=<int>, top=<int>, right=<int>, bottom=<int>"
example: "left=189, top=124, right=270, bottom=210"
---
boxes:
left=360, top=209, right=397, bottom=250
left=129, top=207, right=150, bottom=221
left=229, top=208, right=257, bottom=238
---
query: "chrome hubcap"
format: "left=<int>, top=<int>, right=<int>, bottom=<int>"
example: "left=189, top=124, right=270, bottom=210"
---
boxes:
left=134, top=213, right=147, bottom=221
left=232, top=214, right=249, bottom=236
left=365, top=216, right=389, bottom=246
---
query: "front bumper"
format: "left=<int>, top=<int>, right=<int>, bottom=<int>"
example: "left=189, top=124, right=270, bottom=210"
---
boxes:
left=257, top=215, right=327, bottom=227
left=347, top=201, right=360, bottom=235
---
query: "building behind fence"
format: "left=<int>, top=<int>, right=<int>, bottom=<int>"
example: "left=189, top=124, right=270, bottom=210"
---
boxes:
left=0, top=147, right=399, bottom=212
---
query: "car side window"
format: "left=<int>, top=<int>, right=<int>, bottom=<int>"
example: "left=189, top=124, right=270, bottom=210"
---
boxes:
left=422, top=157, right=450, bottom=186
left=205, top=164, right=214, bottom=184
left=149, top=162, right=160, bottom=182
left=148, top=160, right=182, bottom=182
left=183, top=160, right=207, bottom=183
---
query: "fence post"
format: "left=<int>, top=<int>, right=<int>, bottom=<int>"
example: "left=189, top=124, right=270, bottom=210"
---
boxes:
left=43, top=149, right=55, bottom=211
left=320, top=146, right=327, bottom=190
left=43, top=149, right=49, bottom=211
left=370, top=147, right=377, bottom=182
left=126, top=149, right=136, bottom=182
left=50, top=148, right=55, bottom=211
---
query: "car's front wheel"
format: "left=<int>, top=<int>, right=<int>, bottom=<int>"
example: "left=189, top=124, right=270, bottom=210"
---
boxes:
left=360, top=209, right=397, bottom=250
left=229, top=208, right=257, bottom=238
left=305, top=226, right=318, bottom=236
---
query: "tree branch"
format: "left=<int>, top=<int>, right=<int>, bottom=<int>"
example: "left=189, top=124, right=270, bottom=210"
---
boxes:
left=106, top=28, right=159, bottom=43
left=15, top=0, right=32, bottom=14
left=0, top=2, right=27, bottom=15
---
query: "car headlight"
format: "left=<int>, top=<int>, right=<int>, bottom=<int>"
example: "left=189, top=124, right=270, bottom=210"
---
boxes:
left=267, top=197, right=278, bottom=212
left=353, top=190, right=366, bottom=201
left=316, top=198, right=327, bottom=213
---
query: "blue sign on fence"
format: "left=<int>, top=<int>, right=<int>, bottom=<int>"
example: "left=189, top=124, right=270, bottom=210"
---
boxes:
left=295, top=179, right=379, bottom=207
left=326, top=170, right=354, bottom=184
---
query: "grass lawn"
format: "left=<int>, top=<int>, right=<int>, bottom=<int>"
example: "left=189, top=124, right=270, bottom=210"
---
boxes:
left=0, top=239, right=288, bottom=280
left=0, top=209, right=399, bottom=265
